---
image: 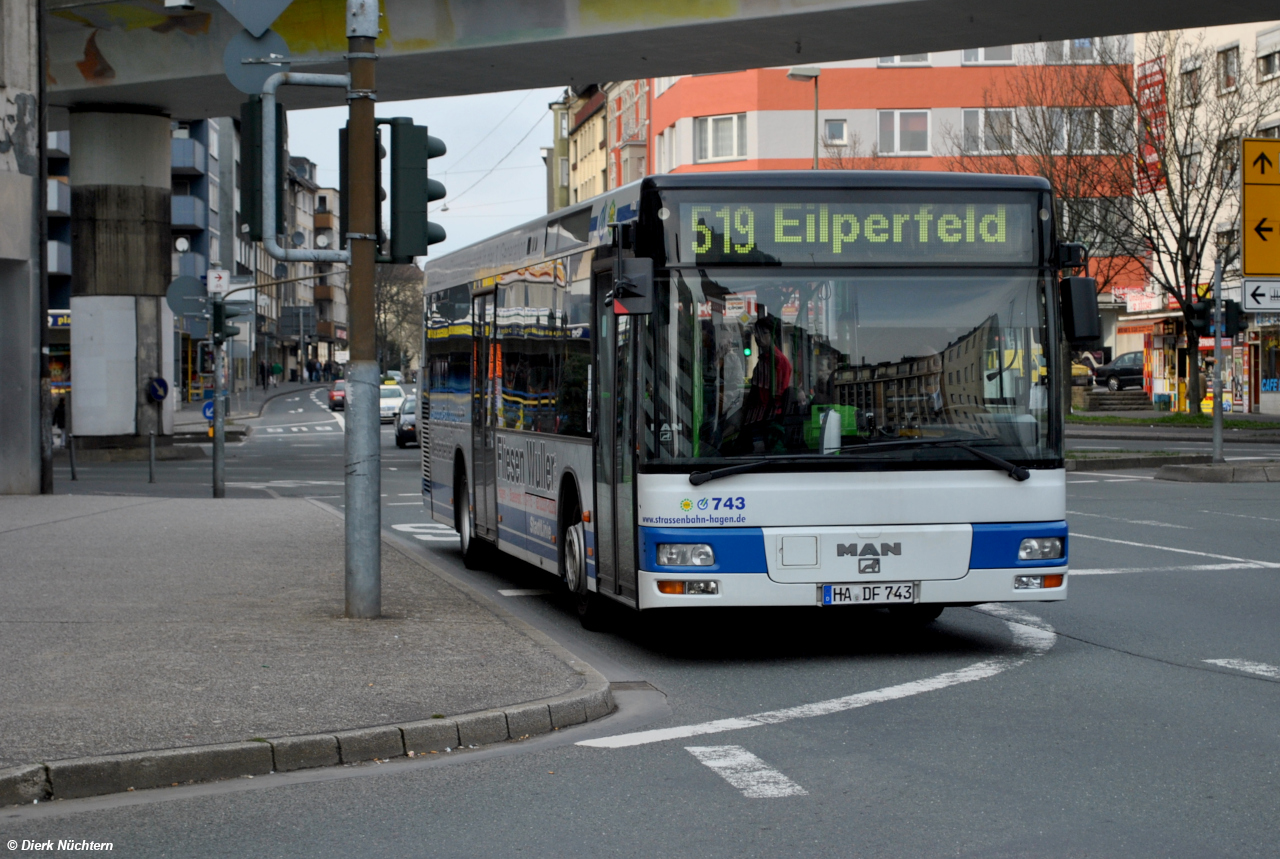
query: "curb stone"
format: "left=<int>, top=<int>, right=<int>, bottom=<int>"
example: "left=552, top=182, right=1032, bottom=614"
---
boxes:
left=0, top=765, right=51, bottom=806
left=1155, top=462, right=1280, bottom=483
left=46, top=742, right=274, bottom=801
left=1, top=517, right=615, bottom=807
left=1066, top=453, right=1213, bottom=471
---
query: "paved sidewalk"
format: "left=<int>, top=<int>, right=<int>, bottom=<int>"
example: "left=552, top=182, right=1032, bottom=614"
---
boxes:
left=0, top=496, right=592, bottom=782
left=1067, top=409, right=1280, bottom=443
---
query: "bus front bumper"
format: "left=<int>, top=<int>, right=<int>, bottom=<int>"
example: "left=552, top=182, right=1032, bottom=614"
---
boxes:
left=636, top=567, right=1068, bottom=610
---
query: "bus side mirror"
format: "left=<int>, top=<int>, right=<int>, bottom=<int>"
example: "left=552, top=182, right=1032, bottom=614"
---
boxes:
left=1060, top=276, right=1101, bottom=344
left=611, top=257, right=654, bottom=315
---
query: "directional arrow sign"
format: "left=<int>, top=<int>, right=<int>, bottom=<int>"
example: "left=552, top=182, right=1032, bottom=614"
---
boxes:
left=1243, top=279, right=1280, bottom=311
left=1242, top=138, right=1280, bottom=276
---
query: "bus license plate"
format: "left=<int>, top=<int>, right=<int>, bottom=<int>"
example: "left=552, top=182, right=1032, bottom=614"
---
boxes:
left=820, top=582, right=917, bottom=606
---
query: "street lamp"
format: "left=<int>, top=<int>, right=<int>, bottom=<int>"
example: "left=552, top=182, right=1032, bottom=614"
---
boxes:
left=787, top=66, right=822, bottom=169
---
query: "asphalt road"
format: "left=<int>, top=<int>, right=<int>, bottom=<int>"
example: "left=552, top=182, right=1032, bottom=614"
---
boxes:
left=10, top=391, right=1279, bottom=857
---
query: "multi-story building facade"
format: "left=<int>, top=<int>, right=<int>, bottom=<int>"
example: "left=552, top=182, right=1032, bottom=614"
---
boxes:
left=542, top=98, right=571, bottom=213
left=313, top=186, right=348, bottom=364
left=567, top=85, right=609, bottom=205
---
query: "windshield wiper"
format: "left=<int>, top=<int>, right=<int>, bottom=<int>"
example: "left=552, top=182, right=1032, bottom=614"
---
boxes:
left=687, top=438, right=1030, bottom=485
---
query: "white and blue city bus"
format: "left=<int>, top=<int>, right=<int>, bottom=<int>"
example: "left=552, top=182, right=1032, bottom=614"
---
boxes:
left=420, top=172, right=1099, bottom=628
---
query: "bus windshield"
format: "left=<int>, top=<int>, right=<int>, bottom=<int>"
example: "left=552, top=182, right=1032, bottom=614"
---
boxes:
left=643, top=268, right=1058, bottom=467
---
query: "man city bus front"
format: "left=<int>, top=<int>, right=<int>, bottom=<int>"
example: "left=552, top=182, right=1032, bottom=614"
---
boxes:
left=607, top=172, right=1099, bottom=621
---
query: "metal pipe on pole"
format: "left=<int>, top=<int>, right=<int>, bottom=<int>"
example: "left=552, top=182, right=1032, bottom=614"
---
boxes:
left=344, top=0, right=382, bottom=619
left=1211, top=257, right=1224, bottom=463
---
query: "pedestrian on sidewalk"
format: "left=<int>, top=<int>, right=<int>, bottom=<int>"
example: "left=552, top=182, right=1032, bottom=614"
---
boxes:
left=258, top=359, right=269, bottom=392
left=271, top=361, right=282, bottom=388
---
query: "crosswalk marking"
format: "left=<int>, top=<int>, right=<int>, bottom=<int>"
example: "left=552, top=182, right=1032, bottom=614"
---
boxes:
left=685, top=746, right=807, bottom=798
left=1204, top=659, right=1280, bottom=680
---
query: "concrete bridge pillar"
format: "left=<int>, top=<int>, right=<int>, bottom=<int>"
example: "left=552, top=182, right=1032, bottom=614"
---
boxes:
left=0, top=0, right=43, bottom=494
left=70, top=109, right=176, bottom=445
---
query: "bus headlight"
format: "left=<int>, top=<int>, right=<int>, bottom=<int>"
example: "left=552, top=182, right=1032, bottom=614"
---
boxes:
left=656, top=543, right=715, bottom=566
left=1018, top=537, right=1063, bottom=561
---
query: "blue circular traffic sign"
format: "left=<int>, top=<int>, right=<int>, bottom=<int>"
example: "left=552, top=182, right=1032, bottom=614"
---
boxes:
left=202, top=400, right=216, bottom=421
left=147, top=377, right=170, bottom=403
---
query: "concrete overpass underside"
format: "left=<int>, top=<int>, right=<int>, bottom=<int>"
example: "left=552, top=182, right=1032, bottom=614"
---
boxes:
left=46, top=0, right=1280, bottom=119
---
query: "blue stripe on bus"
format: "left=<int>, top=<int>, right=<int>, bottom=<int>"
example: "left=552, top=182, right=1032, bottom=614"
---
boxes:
left=639, top=527, right=768, bottom=574
left=969, top=521, right=1069, bottom=569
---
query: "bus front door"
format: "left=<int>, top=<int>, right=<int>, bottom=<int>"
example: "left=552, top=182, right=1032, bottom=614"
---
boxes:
left=472, top=293, right=498, bottom=540
left=593, top=273, right=639, bottom=604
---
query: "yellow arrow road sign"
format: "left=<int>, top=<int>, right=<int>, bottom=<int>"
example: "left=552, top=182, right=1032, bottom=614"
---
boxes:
left=1242, top=138, right=1280, bottom=276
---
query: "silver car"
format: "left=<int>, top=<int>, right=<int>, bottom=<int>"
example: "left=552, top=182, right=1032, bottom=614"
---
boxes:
left=379, top=384, right=405, bottom=423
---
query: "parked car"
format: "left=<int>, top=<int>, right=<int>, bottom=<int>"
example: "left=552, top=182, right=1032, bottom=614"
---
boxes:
left=379, top=384, right=405, bottom=423
left=395, top=396, right=418, bottom=448
left=328, top=380, right=345, bottom=410
left=1095, top=351, right=1144, bottom=391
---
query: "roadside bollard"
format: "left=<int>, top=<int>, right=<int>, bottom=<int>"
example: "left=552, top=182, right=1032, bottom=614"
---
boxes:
left=149, top=431, right=156, bottom=484
left=68, top=433, right=78, bottom=481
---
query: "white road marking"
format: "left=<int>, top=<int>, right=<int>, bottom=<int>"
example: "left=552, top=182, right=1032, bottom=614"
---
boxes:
left=414, top=534, right=458, bottom=542
left=580, top=605, right=1055, bottom=750
left=386, top=501, right=422, bottom=506
left=398, top=493, right=419, bottom=497
left=227, top=479, right=343, bottom=489
left=1071, top=533, right=1280, bottom=568
left=1071, top=563, right=1264, bottom=576
left=1204, top=659, right=1280, bottom=680
left=1068, top=480, right=1099, bottom=484
left=1105, top=478, right=1141, bottom=483
left=1068, top=510, right=1190, bottom=529
left=498, top=589, right=552, bottom=597
left=1201, top=509, right=1280, bottom=524
left=685, top=746, right=808, bottom=798
left=390, top=523, right=452, bottom=532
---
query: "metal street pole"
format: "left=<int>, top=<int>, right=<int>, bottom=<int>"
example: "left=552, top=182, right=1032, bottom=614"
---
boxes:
left=1211, top=257, right=1224, bottom=463
left=213, top=297, right=226, bottom=498
left=345, top=0, right=382, bottom=619
left=812, top=77, right=819, bottom=170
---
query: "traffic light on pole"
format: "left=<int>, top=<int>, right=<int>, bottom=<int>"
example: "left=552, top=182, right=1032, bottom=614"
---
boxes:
left=212, top=301, right=243, bottom=345
left=1223, top=299, right=1249, bottom=338
left=388, top=117, right=447, bottom=263
left=1188, top=300, right=1211, bottom=335
left=240, top=97, right=285, bottom=242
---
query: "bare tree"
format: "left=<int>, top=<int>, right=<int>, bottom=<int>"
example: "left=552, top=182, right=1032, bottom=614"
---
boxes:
left=944, top=34, right=1280, bottom=413
left=374, top=263, right=424, bottom=374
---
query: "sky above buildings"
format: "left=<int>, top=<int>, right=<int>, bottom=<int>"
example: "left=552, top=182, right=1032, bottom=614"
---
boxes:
left=287, top=86, right=563, bottom=261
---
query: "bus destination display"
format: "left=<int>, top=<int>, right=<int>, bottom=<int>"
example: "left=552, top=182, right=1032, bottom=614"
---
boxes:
left=674, top=200, right=1037, bottom=265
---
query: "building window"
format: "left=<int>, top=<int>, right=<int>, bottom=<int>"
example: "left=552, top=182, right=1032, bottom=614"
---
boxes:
left=1181, top=64, right=1201, bottom=106
left=878, top=54, right=929, bottom=65
left=962, top=46, right=1014, bottom=64
left=559, top=111, right=568, bottom=138
left=1047, top=107, right=1130, bottom=154
left=559, top=157, right=569, bottom=187
left=1260, top=50, right=1280, bottom=81
left=1216, top=227, right=1240, bottom=265
left=1217, top=137, right=1240, bottom=187
left=654, top=76, right=679, bottom=97
left=1257, top=124, right=1280, bottom=139
left=1218, top=46, right=1240, bottom=93
left=962, top=108, right=1014, bottom=153
left=1045, top=38, right=1096, bottom=64
left=877, top=110, right=930, bottom=155
left=824, top=119, right=847, bottom=145
left=694, top=113, right=747, bottom=162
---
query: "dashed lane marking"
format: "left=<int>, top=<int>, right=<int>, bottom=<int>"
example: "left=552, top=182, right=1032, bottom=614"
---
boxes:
left=1072, top=563, right=1265, bottom=576
left=386, top=501, right=422, bottom=506
left=579, top=604, right=1056, bottom=750
left=1071, top=533, right=1280, bottom=568
left=1204, top=659, right=1280, bottom=680
left=1068, top=510, right=1190, bottom=529
left=686, top=746, right=808, bottom=798
left=498, top=589, right=552, bottom=597
left=1200, top=509, right=1280, bottom=524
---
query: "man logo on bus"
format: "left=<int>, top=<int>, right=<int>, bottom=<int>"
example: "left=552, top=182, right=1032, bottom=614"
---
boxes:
left=859, top=558, right=881, bottom=575
left=680, top=499, right=693, bottom=512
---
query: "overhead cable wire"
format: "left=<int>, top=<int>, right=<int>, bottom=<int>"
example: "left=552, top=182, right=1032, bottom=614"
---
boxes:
left=431, top=108, right=550, bottom=213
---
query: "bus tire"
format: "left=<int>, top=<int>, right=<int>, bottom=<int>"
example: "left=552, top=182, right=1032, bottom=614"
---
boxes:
left=889, top=604, right=945, bottom=624
left=455, top=469, right=486, bottom=570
